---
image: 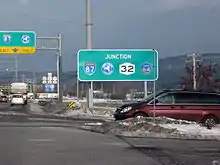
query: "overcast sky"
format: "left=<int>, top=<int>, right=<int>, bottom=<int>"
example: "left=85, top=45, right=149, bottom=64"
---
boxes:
left=1, top=0, right=220, bottom=71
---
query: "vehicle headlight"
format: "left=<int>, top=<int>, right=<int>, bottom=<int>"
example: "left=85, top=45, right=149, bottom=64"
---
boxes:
left=121, top=106, right=132, bottom=113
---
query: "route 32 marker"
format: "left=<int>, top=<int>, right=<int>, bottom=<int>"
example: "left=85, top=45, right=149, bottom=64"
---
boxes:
left=119, top=62, right=135, bottom=75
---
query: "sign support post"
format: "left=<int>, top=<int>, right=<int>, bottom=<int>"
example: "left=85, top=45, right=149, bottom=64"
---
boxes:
left=36, top=34, right=63, bottom=102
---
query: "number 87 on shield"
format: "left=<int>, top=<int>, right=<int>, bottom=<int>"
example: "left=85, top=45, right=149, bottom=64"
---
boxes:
left=83, top=62, right=96, bottom=76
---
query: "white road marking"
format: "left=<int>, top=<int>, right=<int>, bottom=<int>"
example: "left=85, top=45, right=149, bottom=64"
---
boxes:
left=28, top=138, right=56, bottom=142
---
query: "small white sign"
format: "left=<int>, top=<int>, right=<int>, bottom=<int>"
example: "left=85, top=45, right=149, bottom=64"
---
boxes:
left=48, top=80, right=52, bottom=84
left=119, top=62, right=135, bottom=75
left=42, top=76, right=47, bottom=81
left=42, top=80, right=47, bottom=84
left=47, top=77, right=52, bottom=81
left=48, top=73, right=52, bottom=77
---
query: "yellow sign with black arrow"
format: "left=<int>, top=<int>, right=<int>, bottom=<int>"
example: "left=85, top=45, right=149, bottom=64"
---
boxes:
left=68, top=102, right=75, bottom=108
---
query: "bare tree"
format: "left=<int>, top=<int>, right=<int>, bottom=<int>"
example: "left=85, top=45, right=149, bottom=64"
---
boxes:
left=180, top=62, right=218, bottom=91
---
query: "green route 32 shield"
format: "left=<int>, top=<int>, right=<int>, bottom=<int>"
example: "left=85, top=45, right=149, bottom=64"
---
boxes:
left=77, top=49, right=158, bottom=81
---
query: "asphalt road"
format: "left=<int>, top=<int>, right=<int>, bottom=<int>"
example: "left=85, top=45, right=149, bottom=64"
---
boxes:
left=121, top=136, right=220, bottom=165
left=0, top=102, right=220, bottom=165
left=0, top=122, right=158, bottom=165
left=0, top=102, right=30, bottom=114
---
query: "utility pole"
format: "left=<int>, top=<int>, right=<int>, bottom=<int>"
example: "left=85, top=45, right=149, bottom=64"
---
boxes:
left=186, top=53, right=201, bottom=90
left=86, top=0, right=93, bottom=108
left=15, top=56, right=19, bottom=81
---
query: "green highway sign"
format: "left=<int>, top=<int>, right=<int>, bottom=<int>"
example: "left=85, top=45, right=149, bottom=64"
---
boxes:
left=77, top=49, right=158, bottom=81
left=0, top=31, right=36, bottom=54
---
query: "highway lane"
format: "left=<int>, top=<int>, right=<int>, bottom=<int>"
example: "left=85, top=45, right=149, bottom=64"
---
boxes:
left=0, top=122, right=158, bottom=165
left=0, top=102, right=30, bottom=113
left=0, top=102, right=220, bottom=165
left=121, top=136, right=220, bottom=165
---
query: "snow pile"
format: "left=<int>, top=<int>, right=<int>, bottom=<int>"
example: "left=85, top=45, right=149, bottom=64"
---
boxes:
left=92, top=106, right=115, bottom=117
left=79, top=98, right=123, bottom=103
left=161, top=123, right=220, bottom=140
left=59, top=109, right=93, bottom=117
left=58, top=107, right=115, bottom=119
left=29, top=103, right=45, bottom=114
left=79, top=99, right=123, bottom=108
left=88, top=117, right=220, bottom=140
left=89, top=117, right=183, bottom=137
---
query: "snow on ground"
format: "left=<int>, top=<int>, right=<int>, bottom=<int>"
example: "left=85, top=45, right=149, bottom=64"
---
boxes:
left=161, top=123, right=220, bottom=140
left=86, top=117, right=220, bottom=141
left=79, top=98, right=123, bottom=104
left=29, top=103, right=45, bottom=114
left=58, top=107, right=114, bottom=120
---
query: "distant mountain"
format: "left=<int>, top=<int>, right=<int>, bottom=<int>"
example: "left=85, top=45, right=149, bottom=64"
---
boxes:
left=1, top=53, right=220, bottom=93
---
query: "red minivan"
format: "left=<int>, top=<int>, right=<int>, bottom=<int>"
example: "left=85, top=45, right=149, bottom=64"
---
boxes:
left=114, top=89, right=220, bottom=127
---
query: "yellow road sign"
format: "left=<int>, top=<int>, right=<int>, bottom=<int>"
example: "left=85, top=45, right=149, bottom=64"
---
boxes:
left=68, top=102, right=75, bottom=108
left=0, top=47, right=36, bottom=54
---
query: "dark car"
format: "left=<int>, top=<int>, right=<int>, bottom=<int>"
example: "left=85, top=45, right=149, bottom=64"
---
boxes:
left=0, top=95, right=8, bottom=103
left=114, top=89, right=220, bottom=126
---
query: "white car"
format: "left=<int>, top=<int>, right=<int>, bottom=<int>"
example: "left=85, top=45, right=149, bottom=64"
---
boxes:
left=11, top=94, right=25, bottom=106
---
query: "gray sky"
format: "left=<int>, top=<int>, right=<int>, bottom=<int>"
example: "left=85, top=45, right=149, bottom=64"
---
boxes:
left=1, top=0, right=220, bottom=71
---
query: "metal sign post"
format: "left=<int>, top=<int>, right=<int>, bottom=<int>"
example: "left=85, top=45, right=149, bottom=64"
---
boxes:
left=36, top=34, right=63, bottom=102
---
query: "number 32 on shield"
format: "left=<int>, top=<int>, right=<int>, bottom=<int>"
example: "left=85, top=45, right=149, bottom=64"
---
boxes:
left=119, top=62, right=135, bottom=75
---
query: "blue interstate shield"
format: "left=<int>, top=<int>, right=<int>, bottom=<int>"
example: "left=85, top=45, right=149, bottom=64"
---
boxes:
left=83, top=62, right=96, bottom=75
left=141, top=62, right=152, bottom=74
left=44, top=84, right=50, bottom=92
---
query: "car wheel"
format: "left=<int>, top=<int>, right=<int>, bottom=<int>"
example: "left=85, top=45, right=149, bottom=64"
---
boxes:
left=203, top=115, right=218, bottom=127
left=134, top=112, right=147, bottom=119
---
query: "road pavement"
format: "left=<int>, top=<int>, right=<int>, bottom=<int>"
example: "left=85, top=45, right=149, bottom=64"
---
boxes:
left=0, top=102, right=220, bottom=165
left=121, top=136, right=220, bottom=165
left=0, top=102, right=30, bottom=114
left=0, top=122, right=158, bottom=165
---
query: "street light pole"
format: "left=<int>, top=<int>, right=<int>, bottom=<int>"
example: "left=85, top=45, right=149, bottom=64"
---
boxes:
left=86, top=0, right=93, bottom=108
